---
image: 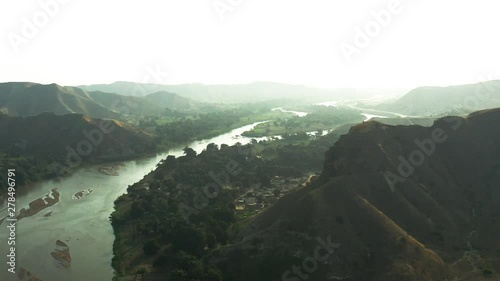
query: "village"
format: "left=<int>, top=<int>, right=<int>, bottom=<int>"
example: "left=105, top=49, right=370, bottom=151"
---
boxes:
left=233, top=174, right=315, bottom=215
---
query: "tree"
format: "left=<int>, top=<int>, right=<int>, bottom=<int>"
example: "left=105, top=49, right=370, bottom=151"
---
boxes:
left=143, top=240, right=159, bottom=255
left=165, top=155, right=176, bottom=166
left=204, top=266, right=223, bottom=281
left=183, top=147, right=197, bottom=158
left=162, top=178, right=177, bottom=191
left=206, top=233, right=217, bottom=249
left=273, top=188, right=281, bottom=197
left=130, top=202, right=145, bottom=218
left=171, top=226, right=206, bottom=256
left=172, top=252, right=205, bottom=279
left=206, top=143, right=219, bottom=153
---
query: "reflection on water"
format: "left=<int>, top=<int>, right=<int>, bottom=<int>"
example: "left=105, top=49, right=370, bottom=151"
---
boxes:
left=362, top=113, right=388, bottom=121
left=0, top=122, right=265, bottom=281
left=271, top=107, right=308, bottom=117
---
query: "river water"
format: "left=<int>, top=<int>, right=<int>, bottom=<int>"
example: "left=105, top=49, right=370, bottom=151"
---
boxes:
left=0, top=122, right=269, bottom=281
left=271, top=107, right=308, bottom=117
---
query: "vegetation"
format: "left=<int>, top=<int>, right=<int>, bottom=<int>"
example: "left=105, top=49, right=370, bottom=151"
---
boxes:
left=0, top=153, right=58, bottom=198
left=152, top=104, right=294, bottom=146
left=111, top=129, right=347, bottom=278
left=242, top=105, right=364, bottom=137
left=0, top=101, right=295, bottom=200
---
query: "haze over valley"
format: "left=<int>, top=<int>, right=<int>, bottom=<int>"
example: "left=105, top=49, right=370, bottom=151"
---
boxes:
left=1, top=1, right=500, bottom=281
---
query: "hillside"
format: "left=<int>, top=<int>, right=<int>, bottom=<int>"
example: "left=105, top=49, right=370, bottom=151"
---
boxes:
left=0, top=82, right=194, bottom=118
left=379, top=80, right=500, bottom=116
left=78, top=81, right=367, bottom=103
left=87, top=90, right=193, bottom=115
left=0, top=82, right=122, bottom=119
left=143, top=91, right=195, bottom=109
left=211, top=109, right=500, bottom=281
left=0, top=113, right=156, bottom=163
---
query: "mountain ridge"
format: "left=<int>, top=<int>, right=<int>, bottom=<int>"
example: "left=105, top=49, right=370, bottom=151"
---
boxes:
left=77, top=81, right=364, bottom=103
left=213, top=108, right=500, bottom=281
left=0, top=112, right=156, bottom=164
left=0, top=82, right=193, bottom=118
left=378, top=80, right=500, bottom=116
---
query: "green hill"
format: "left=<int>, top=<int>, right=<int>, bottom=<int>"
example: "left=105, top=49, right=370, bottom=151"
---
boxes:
left=110, top=107, right=500, bottom=281
left=78, top=81, right=365, bottom=103
left=0, top=82, right=122, bottom=119
left=0, top=113, right=156, bottom=164
left=0, top=82, right=194, bottom=118
left=225, top=108, right=500, bottom=281
left=380, top=80, right=500, bottom=116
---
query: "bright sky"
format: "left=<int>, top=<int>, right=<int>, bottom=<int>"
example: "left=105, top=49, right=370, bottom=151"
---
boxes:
left=1, top=0, right=499, bottom=90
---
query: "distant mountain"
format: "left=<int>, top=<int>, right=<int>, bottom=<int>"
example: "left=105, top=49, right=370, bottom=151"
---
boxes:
left=0, top=113, right=156, bottom=164
left=0, top=82, right=122, bottom=119
left=142, top=91, right=194, bottom=109
left=86, top=90, right=193, bottom=115
left=0, top=82, right=194, bottom=118
left=215, top=108, right=500, bottom=281
left=78, top=81, right=366, bottom=103
left=380, top=80, right=500, bottom=116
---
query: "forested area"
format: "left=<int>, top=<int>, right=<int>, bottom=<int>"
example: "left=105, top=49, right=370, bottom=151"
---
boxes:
left=111, top=129, right=346, bottom=280
left=0, top=153, right=59, bottom=200
left=155, top=109, right=253, bottom=143
left=242, top=105, right=364, bottom=137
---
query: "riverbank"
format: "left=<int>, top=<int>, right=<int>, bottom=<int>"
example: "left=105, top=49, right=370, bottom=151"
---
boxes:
left=242, top=106, right=365, bottom=137
left=0, top=116, right=272, bottom=203
left=108, top=122, right=353, bottom=278
left=0, top=120, right=274, bottom=281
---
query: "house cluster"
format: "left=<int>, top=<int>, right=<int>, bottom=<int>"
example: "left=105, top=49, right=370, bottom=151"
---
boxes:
left=234, top=176, right=306, bottom=212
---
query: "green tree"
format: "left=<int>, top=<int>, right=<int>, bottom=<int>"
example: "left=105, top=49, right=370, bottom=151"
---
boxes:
left=183, top=147, right=197, bottom=158
left=143, top=240, right=159, bottom=255
left=171, top=226, right=206, bottom=256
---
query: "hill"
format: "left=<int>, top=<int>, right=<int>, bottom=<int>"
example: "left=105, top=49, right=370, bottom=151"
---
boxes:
left=78, top=81, right=367, bottom=103
left=0, top=82, right=194, bottom=118
left=87, top=90, right=193, bottom=115
left=379, top=80, right=500, bottom=116
left=0, top=82, right=122, bottom=119
left=0, top=113, right=156, bottom=164
left=109, top=107, right=500, bottom=281
left=142, top=91, right=195, bottom=109
left=211, top=108, right=500, bottom=281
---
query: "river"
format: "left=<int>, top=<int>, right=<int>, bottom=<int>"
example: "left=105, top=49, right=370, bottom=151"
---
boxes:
left=271, top=107, right=308, bottom=117
left=0, top=121, right=269, bottom=281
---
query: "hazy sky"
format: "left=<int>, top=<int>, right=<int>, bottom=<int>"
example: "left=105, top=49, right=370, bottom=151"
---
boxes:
left=1, top=0, right=499, bottom=89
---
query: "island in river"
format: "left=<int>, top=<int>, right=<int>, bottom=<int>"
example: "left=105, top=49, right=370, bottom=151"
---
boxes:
left=17, top=188, right=60, bottom=221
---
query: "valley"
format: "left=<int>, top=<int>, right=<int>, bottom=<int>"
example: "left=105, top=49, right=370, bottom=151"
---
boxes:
left=0, top=81, right=499, bottom=281
left=3, top=3, right=499, bottom=280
